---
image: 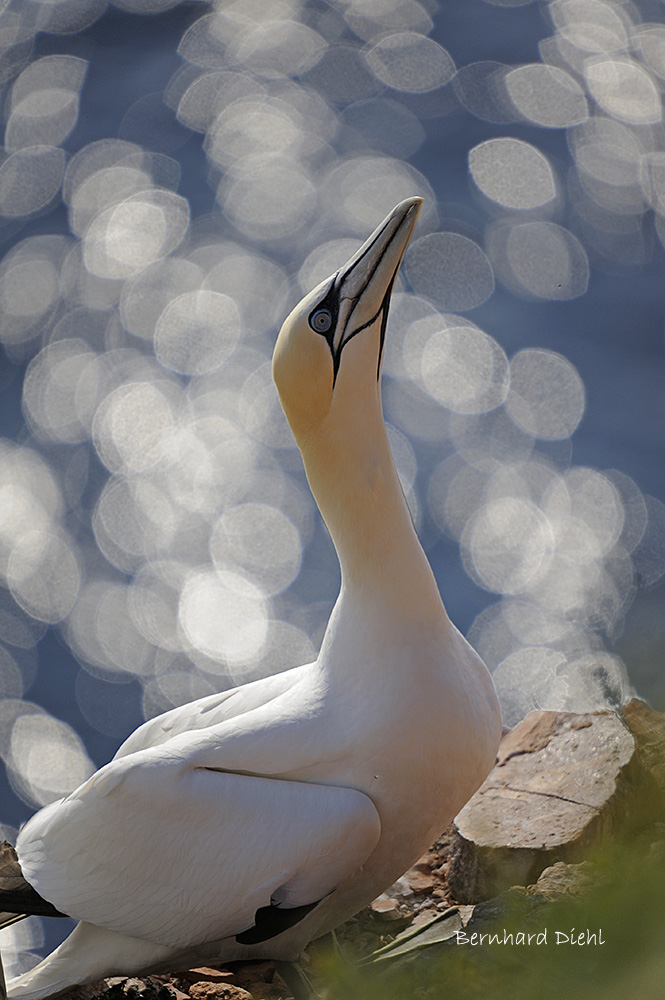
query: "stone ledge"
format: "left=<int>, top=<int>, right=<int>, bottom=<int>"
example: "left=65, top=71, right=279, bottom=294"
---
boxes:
left=448, top=706, right=661, bottom=902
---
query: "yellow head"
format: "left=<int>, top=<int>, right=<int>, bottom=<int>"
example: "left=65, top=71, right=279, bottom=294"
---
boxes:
left=273, top=197, right=423, bottom=446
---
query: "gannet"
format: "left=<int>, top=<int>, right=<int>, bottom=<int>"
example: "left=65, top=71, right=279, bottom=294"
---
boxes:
left=2, top=198, right=501, bottom=999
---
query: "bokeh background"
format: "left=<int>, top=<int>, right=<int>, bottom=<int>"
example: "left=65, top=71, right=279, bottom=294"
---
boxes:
left=0, top=0, right=664, bottom=974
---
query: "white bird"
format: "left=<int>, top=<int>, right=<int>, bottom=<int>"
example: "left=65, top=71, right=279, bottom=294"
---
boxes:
left=3, top=197, right=501, bottom=1000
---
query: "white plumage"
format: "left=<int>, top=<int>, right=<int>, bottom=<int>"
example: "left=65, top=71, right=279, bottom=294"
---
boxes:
left=8, top=198, right=501, bottom=999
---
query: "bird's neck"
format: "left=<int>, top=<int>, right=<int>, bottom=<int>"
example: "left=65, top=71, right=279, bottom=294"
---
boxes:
left=300, top=399, right=448, bottom=626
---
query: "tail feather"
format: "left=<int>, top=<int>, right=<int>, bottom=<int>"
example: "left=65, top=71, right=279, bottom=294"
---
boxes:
left=7, top=922, right=186, bottom=999
left=0, top=840, right=67, bottom=1000
left=0, top=845, right=65, bottom=921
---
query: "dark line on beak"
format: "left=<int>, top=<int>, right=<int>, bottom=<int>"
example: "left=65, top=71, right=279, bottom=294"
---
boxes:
left=332, top=213, right=394, bottom=298
left=377, top=272, right=398, bottom=380
left=331, top=214, right=413, bottom=385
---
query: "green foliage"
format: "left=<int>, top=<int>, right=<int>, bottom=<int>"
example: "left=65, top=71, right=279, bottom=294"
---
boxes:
left=313, top=832, right=665, bottom=1000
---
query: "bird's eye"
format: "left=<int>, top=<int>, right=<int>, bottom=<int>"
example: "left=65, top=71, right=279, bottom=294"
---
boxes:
left=310, top=308, right=332, bottom=334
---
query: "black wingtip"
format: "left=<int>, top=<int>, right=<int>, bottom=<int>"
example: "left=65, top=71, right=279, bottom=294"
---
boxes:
left=235, top=898, right=322, bottom=946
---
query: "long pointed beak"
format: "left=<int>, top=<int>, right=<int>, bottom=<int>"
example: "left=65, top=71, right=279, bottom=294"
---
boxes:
left=331, top=197, right=423, bottom=365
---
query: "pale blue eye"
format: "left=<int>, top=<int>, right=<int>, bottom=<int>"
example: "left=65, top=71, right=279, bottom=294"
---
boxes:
left=310, top=308, right=332, bottom=334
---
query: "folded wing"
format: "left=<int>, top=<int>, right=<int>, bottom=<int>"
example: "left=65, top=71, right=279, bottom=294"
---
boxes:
left=112, top=665, right=308, bottom=760
left=16, top=744, right=380, bottom=949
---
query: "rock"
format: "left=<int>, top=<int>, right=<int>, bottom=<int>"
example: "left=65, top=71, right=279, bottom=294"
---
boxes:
left=232, top=962, right=284, bottom=1000
left=188, top=985, right=252, bottom=1000
left=174, top=971, right=236, bottom=985
left=381, top=875, right=414, bottom=901
left=240, top=984, right=277, bottom=1000
left=64, top=978, right=181, bottom=1000
left=620, top=698, right=665, bottom=804
left=63, top=973, right=256, bottom=1000
left=230, top=963, right=275, bottom=989
left=448, top=710, right=644, bottom=901
left=456, top=904, right=475, bottom=926
left=522, top=860, right=597, bottom=901
left=190, top=971, right=234, bottom=983
left=402, top=868, right=437, bottom=895
left=371, top=896, right=403, bottom=921
left=409, top=905, right=440, bottom=929
left=62, top=985, right=110, bottom=1000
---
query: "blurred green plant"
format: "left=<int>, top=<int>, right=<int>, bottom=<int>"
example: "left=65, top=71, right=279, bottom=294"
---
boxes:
left=309, top=826, right=665, bottom=1000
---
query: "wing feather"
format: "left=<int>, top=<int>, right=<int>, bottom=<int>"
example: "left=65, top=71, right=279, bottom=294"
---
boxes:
left=114, top=666, right=308, bottom=760
left=17, top=752, right=380, bottom=949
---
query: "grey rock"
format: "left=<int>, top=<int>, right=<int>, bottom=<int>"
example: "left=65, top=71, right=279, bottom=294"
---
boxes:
left=620, top=698, right=665, bottom=806
left=521, top=860, right=597, bottom=901
left=448, top=710, right=645, bottom=901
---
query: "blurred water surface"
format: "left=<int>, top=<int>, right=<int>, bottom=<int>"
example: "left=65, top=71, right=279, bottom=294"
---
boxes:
left=0, top=0, right=664, bottom=969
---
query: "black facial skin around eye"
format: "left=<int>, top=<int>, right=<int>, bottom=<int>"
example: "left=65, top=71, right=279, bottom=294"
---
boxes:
left=308, top=278, right=339, bottom=345
left=306, top=273, right=390, bottom=386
